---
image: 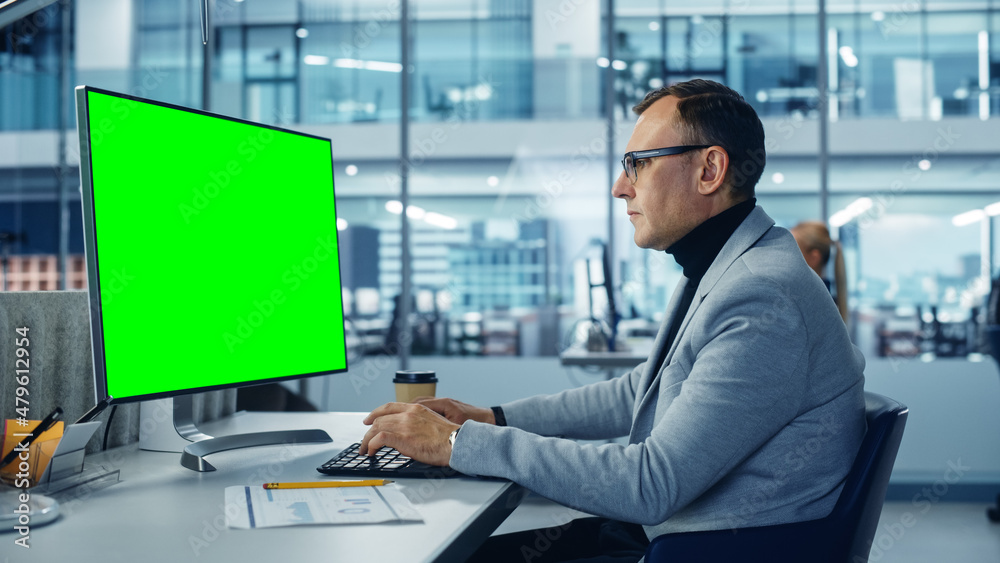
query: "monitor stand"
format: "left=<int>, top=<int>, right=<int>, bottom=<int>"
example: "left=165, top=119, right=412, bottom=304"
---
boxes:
left=139, top=396, right=332, bottom=472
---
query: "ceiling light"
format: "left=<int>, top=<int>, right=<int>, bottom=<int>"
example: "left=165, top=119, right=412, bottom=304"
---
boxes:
left=303, top=55, right=330, bottom=66
left=953, top=209, right=986, bottom=226
left=829, top=197, right=873, bottom=227
left=838, top=46, right=858, bottom=68
left=424, top=212, right=457, bottom=230
left=345, top=164, right=358, bottom=176
left=332, top=59, right=402, bottom=72
left=846, top=197, right=873, bottom=214
left=474, top=84, right=493, bottom=100
left=385, top=200, right=403, bottom=214
left=362, top=60, right=403, bottom=73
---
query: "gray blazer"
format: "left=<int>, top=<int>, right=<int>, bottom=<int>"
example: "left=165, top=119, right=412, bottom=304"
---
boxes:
left=450, top=206, right=866, bottom=540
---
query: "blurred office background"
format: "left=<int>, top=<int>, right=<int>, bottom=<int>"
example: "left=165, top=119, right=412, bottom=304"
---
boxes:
left=2, top=0, right=1000, bottom=510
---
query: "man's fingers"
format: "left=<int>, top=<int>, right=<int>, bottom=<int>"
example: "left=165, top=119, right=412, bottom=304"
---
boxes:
left=363, top=401, right=410, bottom=425
left=361, top=407, right=421, bottom=453
left=412, top=397, right=447, bottom=414
left=361, top=430, right=392, bottom=456
left=359, top=424, right=377, bottom=455
left=356, top=406, right=457, bottom=466
left=409, top=398, right=492, bottom=425
left=361, top=415, right=400, bottom=454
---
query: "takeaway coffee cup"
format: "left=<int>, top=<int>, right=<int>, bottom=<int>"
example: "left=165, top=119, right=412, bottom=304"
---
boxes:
left=393, top=370, right=438, bottom=402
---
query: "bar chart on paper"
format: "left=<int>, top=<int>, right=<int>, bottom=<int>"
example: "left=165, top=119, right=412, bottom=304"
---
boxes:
left=225, top=485, right=423, bottom=529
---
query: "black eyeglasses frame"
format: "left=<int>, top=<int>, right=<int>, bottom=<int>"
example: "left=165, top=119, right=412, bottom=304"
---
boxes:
left=621, top=145, right=712, bottom=184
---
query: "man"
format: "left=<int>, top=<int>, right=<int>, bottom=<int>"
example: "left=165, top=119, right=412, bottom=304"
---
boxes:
left=361, top=79, right=866, bottom=561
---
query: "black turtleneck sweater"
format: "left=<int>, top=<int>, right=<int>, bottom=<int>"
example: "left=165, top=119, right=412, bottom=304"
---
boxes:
left=657, top=197, right=757, bottom=361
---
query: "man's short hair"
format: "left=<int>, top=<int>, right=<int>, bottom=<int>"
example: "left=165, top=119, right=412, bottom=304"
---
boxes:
left=633, top=79, right=765, bottom=200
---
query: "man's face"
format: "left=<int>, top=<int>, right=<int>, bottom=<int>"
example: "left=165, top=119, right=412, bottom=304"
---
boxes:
left=612, top=96, right=709, bottom=251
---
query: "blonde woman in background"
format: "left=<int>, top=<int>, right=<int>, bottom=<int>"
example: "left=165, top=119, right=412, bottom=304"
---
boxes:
left=791, top=221, right=849, bottom=323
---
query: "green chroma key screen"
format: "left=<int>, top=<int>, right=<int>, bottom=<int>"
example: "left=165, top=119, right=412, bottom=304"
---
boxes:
left=77, top=86, right=348, bottom=402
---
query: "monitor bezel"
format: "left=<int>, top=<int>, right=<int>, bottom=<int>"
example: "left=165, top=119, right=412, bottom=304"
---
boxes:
left=75, top=85, right=349, bottom=405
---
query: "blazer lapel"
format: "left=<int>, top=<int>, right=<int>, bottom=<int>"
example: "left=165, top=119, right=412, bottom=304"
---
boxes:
left=631, top=276, right=685, bottom=412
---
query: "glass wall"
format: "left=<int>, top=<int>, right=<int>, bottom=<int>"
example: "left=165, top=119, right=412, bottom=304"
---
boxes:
left=0, top=3, right=64, bottom=131
left=3, top=0, right=1000, bottom=364
left=135, top=0, right=203, bottom=110
left=197, top=0, right=532, bottom=126
left=3, top=1, right=1000, bottom=131
left=613, top=2, right=999, bottom=122
left=832, top=192, right=993, bottom=361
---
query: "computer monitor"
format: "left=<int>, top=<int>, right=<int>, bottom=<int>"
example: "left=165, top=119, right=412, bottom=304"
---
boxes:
left=75, top=86, right=348, bottom=470
left=574, top=240, right=620, bottom=352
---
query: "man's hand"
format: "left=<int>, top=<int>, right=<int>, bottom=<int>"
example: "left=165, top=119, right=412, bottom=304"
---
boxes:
left=412, top=397, right=496, bottom=426
left=360, top=402, right=460, bottom=467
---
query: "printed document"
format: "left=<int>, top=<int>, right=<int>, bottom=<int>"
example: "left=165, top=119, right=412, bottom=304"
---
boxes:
left=225, top=484, right=423, bottom=529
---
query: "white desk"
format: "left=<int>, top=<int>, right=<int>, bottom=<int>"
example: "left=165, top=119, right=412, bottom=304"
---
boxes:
left=9, top=412, right=524, bottom=563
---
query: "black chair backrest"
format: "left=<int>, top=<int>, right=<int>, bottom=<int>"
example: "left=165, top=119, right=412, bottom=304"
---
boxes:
left=829, top=391, right=909, bottom=560
left=643, top=391, right=908, bottom=563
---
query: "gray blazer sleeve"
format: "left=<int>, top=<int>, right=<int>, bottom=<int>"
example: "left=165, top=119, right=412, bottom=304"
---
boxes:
left=497, top=362, right=644, bottom=440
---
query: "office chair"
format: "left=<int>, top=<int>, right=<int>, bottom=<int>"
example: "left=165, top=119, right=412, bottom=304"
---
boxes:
left=645, top=391, right=908, bottom=563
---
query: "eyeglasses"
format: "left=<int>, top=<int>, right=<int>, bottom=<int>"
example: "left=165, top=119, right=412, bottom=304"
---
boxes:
left=621, top=145, right=712, bottom=184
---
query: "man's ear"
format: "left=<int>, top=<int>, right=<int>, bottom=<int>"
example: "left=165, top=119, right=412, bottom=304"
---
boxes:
left=697, top=147, right=729, bottom=196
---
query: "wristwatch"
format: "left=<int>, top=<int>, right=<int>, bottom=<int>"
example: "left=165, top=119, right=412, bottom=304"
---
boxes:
left=448, top=427, right=460, bottom=449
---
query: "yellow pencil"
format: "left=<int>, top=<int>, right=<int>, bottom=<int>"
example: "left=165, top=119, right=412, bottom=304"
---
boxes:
left=262, top=479, right=393, bottom=490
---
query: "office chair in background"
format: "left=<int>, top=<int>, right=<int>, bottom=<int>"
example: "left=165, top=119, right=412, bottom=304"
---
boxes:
left=645, top=391, right=908, bottom=563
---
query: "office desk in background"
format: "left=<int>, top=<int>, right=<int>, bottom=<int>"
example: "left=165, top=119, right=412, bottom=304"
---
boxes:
left=10, top=412, right=525, bottom=563
left=559, top=348, right=648, bottom=370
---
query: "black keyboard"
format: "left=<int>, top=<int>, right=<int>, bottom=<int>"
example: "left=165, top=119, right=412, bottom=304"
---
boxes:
left=317, top=442, right=461, bottom=478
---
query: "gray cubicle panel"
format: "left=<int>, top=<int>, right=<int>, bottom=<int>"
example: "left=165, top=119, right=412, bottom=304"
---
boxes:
left=0, top=290, right=235, bottom=453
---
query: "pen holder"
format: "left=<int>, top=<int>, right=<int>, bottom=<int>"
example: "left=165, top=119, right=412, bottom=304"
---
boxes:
left=1, top=420, right=64, bottom=488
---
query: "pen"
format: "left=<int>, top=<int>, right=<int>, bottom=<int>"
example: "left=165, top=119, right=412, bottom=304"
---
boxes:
left=75, top=396, right=113, bottom=424
left=1, top=407, right=63, bottom=468
left=263, top=479, right=393, bottom=490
